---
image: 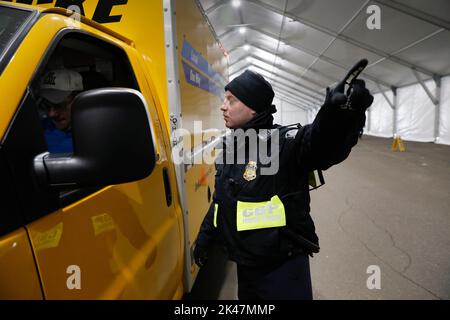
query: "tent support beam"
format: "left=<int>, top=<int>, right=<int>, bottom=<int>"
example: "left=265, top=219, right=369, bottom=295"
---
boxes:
left=231, top=54, right=326, bottom=89
left=375, top=83, right=395, bottom=109
left=230, top=67, right=322, bottom=106
left=393, top=87, right=398, bottom=137
left=229, top=54, right=325, bottom=95
left=373, top=0, right=450, bottom=31
left=229, top=44, right=340, bottom=83
left=271, top=84, right=316, bottom=108
left=230, top=61, right=323, bottom=100
left=412, top=69, right=439, bottom=105
left=434, top=76, right=442, bottom=142
left=367, top=107, right=371, bottom=133
left=223, top=26, right=394, bottom=89
left=230, top=68, right=315, bottom=109
left=245, top=0, right=436, bottom=78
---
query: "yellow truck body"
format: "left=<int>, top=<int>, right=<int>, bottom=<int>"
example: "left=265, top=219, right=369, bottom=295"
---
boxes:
left=0, top=0, right=227, bottom=299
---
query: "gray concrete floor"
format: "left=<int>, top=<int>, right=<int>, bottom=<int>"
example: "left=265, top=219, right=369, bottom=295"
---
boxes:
left=189, top=136, right=450, bottom=300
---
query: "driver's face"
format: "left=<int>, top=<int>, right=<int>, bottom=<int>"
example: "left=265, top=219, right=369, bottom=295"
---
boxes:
left=46, top=95, right=74, bottom=131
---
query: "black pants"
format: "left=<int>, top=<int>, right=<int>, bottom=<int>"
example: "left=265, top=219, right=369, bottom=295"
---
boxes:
left=236, top=254, right=313, bottom=300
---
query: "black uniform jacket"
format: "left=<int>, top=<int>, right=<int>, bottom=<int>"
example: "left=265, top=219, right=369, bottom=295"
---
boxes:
left=196, top=102, right=366, bottom=267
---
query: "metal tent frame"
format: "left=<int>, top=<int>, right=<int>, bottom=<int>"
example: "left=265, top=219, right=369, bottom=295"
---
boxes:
left=196, top=0, right=450, bottom=141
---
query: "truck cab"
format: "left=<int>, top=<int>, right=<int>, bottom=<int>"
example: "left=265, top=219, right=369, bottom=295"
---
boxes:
left=0, top=3, right=185, bottom=299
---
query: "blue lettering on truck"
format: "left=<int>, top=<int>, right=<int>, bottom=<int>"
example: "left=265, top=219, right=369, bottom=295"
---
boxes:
left=181, top=40, right=225, bottom=99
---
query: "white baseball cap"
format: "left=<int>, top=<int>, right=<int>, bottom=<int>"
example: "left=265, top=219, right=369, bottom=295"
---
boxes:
left=40, top=69, right=83, bottom=104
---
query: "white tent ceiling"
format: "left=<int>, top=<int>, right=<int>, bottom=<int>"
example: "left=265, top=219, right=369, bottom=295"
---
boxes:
left=197, top=0, right=450, bottom=110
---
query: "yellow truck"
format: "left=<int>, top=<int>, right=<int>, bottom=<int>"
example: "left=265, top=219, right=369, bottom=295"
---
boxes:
left=0, top=0, right=227, bottom=299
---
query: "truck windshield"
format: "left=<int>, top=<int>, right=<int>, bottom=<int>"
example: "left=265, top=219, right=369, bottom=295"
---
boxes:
left=0, top=6, right=35, bottom=74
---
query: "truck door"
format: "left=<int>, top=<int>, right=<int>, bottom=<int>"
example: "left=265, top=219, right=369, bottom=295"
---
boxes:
left=0, top=4, right=45, bottom=300
left=0, top=151, right=44, bottom=299
left=1, top=13, right=182, bottom=299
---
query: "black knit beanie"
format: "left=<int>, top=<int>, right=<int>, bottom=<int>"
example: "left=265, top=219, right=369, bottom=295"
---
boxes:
left=225, top=70, right=274, bottom=113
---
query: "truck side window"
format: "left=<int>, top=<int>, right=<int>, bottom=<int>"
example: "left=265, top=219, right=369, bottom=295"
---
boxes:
left=35, top=33, right=139, bottom=154
left=2, top=32, right=141, bottom=225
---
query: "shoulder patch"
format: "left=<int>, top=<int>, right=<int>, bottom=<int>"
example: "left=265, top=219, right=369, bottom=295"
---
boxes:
left=285, top=129, right=298, bottom=139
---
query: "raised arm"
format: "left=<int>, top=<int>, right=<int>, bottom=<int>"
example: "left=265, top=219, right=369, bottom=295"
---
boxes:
left=292, top=60, right=374, bottom=172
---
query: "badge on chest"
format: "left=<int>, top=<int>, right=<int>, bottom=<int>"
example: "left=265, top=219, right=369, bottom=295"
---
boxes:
left=243, top=161, right=257, bottom=181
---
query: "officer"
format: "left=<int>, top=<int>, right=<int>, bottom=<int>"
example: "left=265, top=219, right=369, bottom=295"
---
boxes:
left=193, top=66, right=374, bottom=300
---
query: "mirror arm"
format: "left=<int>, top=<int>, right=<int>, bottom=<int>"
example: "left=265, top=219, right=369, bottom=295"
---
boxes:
left=34, top=152, right=50, bottom=187
left=34, top=152, right=84, bottom=188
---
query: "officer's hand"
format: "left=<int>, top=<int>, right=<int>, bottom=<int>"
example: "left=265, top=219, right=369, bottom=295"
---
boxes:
left=324, top=59, right=374, bottom=112
left=325, top=79, right=374, bottom=112
left=324, top=85, right=348, bottom=109
left=347, top=79, right=374, bottom=111
left=193, top=243, right=208, bottom=268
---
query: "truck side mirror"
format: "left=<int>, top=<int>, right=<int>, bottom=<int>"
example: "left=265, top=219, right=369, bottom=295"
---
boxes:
left=34, top=88, right=157, bottom=188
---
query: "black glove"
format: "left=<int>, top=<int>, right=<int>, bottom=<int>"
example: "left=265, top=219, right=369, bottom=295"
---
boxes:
left=323, top=59, right=373, bottom=113
left=345, top=79, right=374, bottom=111
left=193, top=243, right=208, bottom=268
left=326, top=78, right=374, bottom=112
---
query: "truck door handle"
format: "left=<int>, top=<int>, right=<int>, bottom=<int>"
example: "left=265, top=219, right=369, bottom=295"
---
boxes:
left=162, top=167, right=172, bottom=207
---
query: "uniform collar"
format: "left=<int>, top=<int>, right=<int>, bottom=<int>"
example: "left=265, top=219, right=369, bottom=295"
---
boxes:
left=239, top=105, right=277, bottom=131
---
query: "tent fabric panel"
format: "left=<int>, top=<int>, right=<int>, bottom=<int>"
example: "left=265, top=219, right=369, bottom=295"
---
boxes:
left=366, top=59, right=429, bottom=88
left=396, top=80, right=436, bottom=142
left=323, top=38, right=384, bottom=68
left=281, top=20, right=336, bottom=54
left=393, top=0, right=450, bottom=26
left=395, top=30, right=450, bottom=76
left=366, top=92, right=394, bottom=138
left=343, top=2, right=441, bottom=54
